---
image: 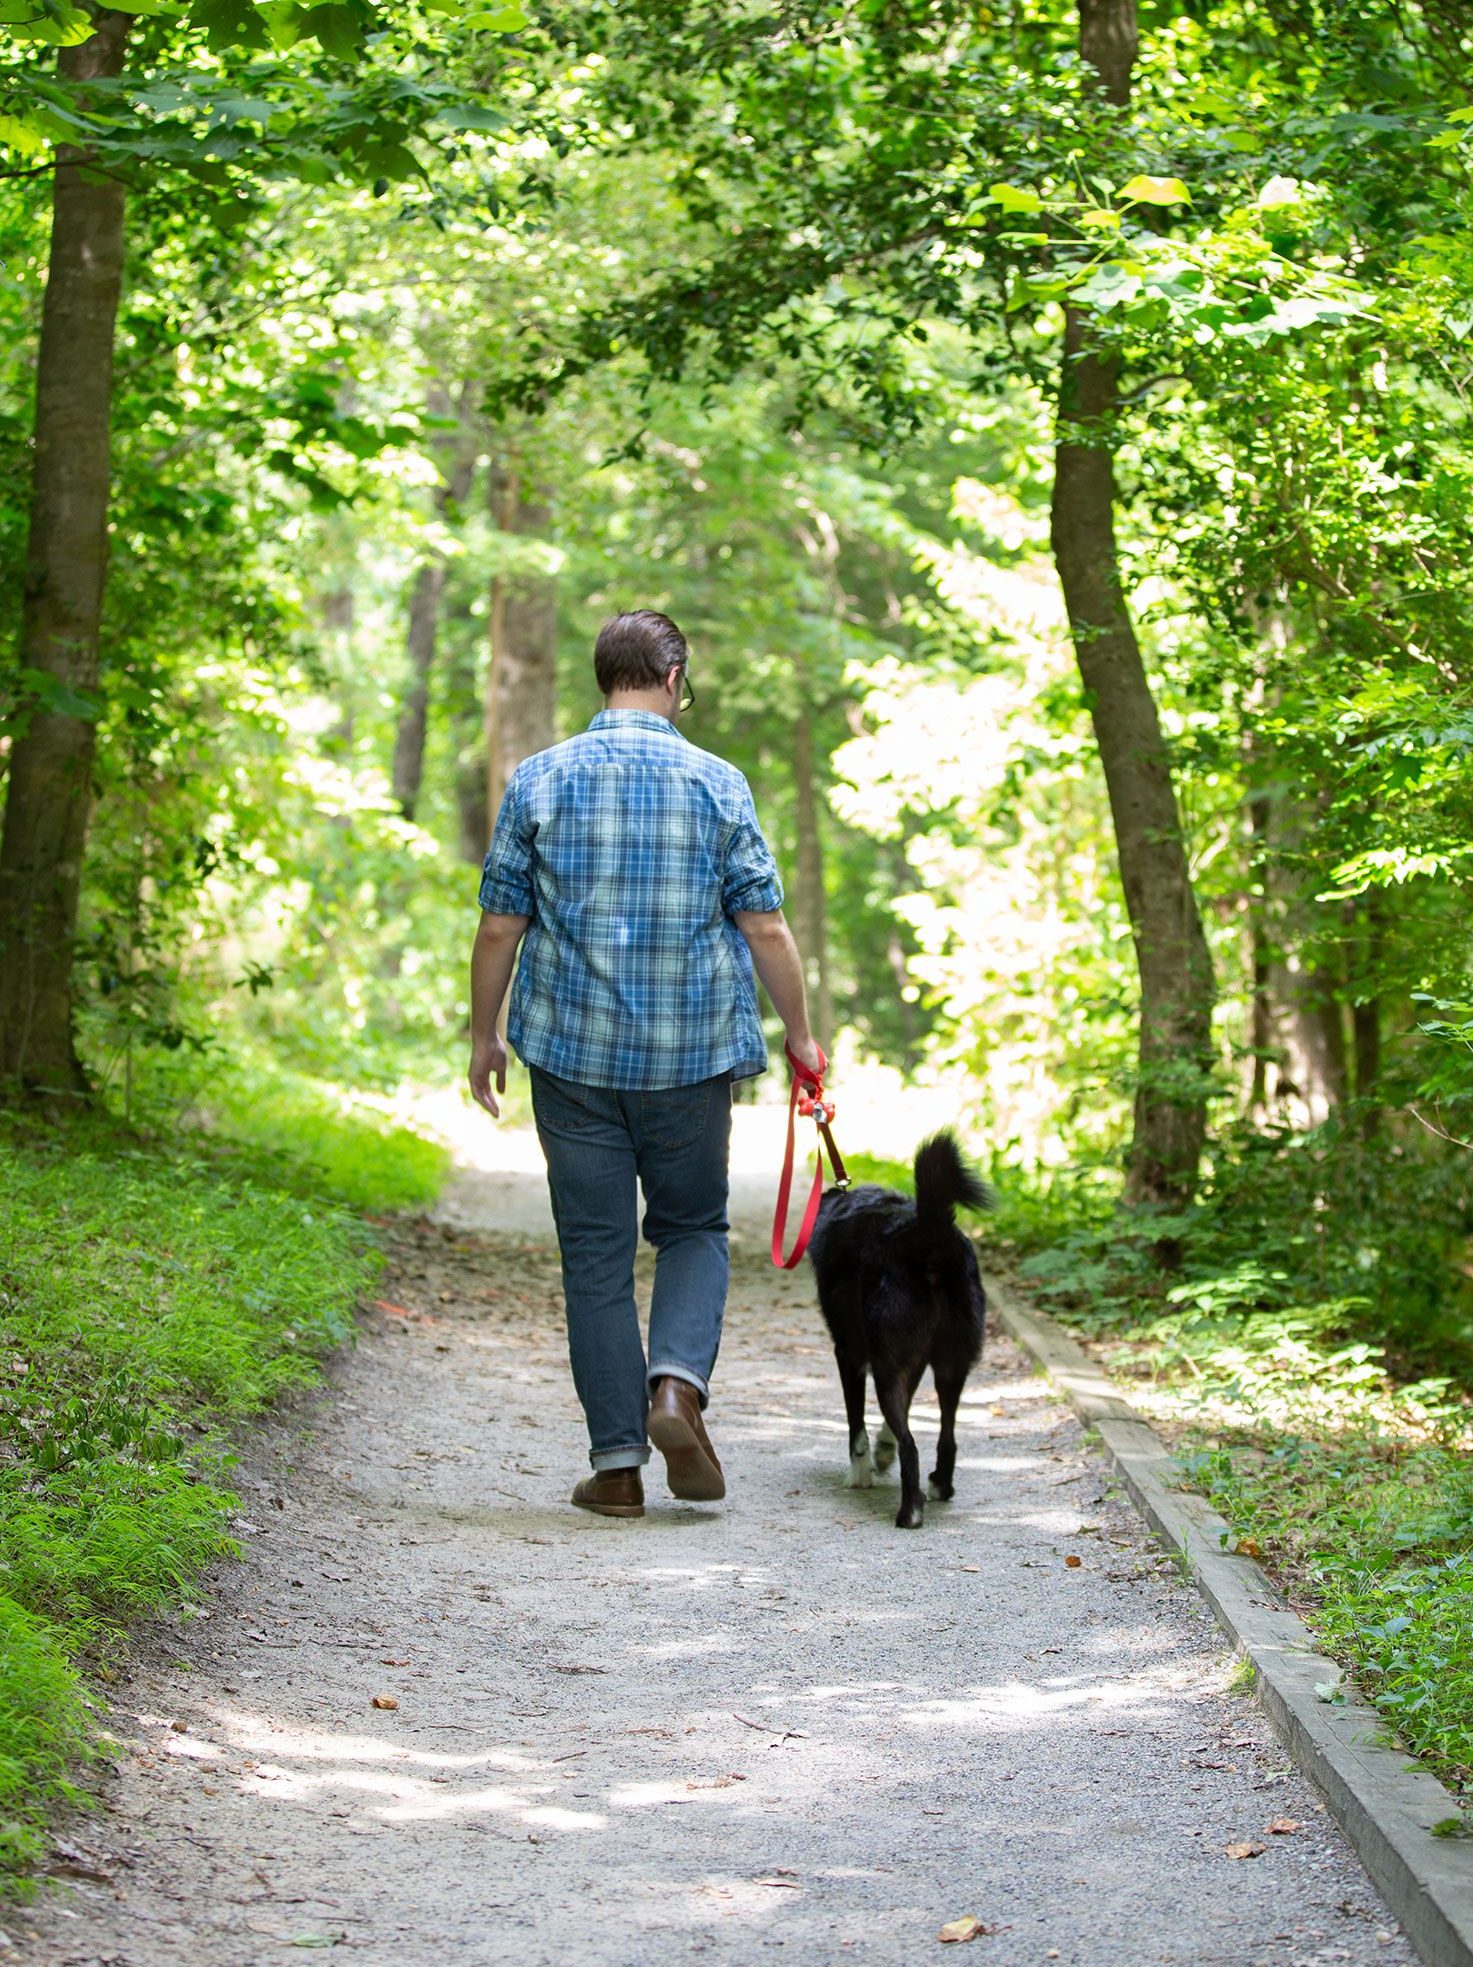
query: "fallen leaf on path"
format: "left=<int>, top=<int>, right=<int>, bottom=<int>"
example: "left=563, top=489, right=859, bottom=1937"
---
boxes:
left=1234, top=1536, right=1263, bottom=1558
left=46, top=1839, right=113, bottom=1884
left=1225, top=1841, right=1266, bottom=1860
left=370, top=1695, right=398, bottom=1711
left=373, top=1300, right=414, bottom=1319
left=1064, top=1554, right=1082, bottom=1568
left=1266, top=1818, right=1301, bottom=1834
left=938, top=1914, right=992, bottom=1942
left=380, top=1658, right=409, bottom=1667
left=752, top=1877, right=800, bottom=1890
left=960, top=1564, right=980, bottom=1574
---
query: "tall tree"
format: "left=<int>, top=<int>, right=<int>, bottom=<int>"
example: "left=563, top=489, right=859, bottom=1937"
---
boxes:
left=391, top=383, right=482, bottom=820
left=1048, top=0, right=1214, bottom=1204
left=0, top=6, right=133, bottom=1095
left=483, top=458, right=557, bottom=839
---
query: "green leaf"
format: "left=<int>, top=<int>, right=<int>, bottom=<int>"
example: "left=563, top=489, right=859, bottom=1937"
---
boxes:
left=0, top=0, right=96, bottom=42
left=463, top=3, right=527, bottom=26
left=0, top=111, right=47, bottom=154
left=1120, top=174, right=1191, bottom=207
left=191, top=0, right=270, bottom=52
left=430, top=101, right=506, bottom=132
left=1071, top=262, right=1141, bottom=310
left=987, top=183, right=1043, bottom=215
left=17, top=668, right=104, bottom=722
left=294, top=0, right=367, bottom=59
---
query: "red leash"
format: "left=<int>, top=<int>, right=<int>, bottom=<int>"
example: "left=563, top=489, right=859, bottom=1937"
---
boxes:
left=771, top=1039, right=850, bottom=1270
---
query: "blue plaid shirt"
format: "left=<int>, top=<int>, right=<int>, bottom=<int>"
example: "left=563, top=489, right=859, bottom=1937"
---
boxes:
left=478, top=708, right=785, bottom=1089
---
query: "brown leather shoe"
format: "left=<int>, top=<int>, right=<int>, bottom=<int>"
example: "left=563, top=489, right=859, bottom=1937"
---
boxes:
left=647, top=1377, right=725, bottom=1501
left=571, top=1469, right=645, bottom=1517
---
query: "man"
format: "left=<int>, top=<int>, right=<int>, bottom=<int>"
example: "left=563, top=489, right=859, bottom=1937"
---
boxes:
left=467, top=609, right=822, bottom=1518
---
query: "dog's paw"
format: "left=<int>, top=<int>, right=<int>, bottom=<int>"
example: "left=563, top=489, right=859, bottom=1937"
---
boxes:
left=927, top=1474, right=954, bottom=1502
left=846, top=1447, right=876, bottom=1489
left=874, top=1424, right=897, bottom=1472
left=895, top=1501, right=924, bottom=1530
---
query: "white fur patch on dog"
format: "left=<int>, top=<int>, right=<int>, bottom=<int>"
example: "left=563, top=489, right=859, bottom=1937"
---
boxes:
left=874, top=1422, right=897, bottom=1471
left=927, top=1477, right=947, bottom=1501
left=847, top=1435, right=876, bottom=1489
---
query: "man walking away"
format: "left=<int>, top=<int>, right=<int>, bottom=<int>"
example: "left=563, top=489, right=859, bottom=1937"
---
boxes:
left=467, top=610, right=822, bottom=1517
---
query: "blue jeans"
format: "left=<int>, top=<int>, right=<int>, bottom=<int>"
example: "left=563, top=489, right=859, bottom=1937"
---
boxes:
left=529, top=1065, right=734, bottom=1472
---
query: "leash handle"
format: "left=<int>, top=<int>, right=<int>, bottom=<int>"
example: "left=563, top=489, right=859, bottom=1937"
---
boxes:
left=771, top=1040, right=839, bottom=1270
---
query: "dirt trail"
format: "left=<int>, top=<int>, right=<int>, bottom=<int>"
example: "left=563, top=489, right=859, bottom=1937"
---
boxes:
left=13, top=1119, right=1414, bottom=1967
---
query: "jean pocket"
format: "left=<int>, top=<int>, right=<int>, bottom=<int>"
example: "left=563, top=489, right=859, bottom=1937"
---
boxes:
left=640, top=1079, right=714, bottom=1151
left=532, top=1069, right=600, bottom=1132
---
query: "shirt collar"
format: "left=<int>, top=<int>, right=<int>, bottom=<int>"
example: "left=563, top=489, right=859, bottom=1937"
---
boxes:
left=589, top=707, right=684, bottom=740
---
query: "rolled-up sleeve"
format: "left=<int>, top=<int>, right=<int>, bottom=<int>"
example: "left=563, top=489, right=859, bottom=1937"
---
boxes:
left=478, top=770, right=536, bottom=916
left=721, top=778, right=784, bottom=916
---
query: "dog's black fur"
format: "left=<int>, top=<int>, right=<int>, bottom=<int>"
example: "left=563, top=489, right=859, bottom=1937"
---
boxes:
left=807, top=1132, right=989, bottom=1529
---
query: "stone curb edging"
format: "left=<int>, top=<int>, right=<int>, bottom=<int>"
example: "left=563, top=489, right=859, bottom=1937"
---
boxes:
left=987, top=1276, right=1473, bottom=1967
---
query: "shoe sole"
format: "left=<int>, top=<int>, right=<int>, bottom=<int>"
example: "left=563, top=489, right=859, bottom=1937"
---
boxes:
left=647, top=1409, right=726, bottom=1501
left=571, top=1496, right=645, bottom=1517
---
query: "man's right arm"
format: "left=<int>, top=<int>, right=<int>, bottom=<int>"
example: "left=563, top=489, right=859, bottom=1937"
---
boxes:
left=733, top=909, right=823, bottom=1077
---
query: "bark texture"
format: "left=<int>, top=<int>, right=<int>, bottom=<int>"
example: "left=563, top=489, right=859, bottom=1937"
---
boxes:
left=390, top=384, right=481, bottom=819
left=0, top=7, right=133, bottom=1096
left=1049, top=0, right=1215, bottom=1204
left=483, top=463, right=557, bottom=843
left=1248, top=785, right=1349, bottom=1129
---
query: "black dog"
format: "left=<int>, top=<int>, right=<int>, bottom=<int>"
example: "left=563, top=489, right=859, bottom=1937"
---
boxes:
left=807, top=1132, right=989, bottom=1529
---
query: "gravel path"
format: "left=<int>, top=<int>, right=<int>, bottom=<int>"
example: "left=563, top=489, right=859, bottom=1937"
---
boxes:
left=12, top=1124, right=1415, bottom=1967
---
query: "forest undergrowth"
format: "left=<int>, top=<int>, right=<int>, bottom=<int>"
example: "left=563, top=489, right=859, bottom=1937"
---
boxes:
left=975, top=1125, right=1473, bottom=1808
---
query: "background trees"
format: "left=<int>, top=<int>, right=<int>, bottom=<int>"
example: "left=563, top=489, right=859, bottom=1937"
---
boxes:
left=1, top=0, right=1471, bottom=1251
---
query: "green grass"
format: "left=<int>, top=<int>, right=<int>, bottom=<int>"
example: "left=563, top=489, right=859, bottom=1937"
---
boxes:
left=1181, top=1435, right=1473, bottom=1794
left=0, top=1078, right=444, bottom=1892
left=129, top=1048, right=452, bottom=1213
left=200, top=1072, right=449, bottom=1212
left=991, top=1130, right=1473, bottom=1804
left=841, top=1150, right=917, bottom=1192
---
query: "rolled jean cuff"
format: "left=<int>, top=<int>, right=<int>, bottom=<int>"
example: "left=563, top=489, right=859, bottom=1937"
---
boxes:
left=591, top=1445, right=651, bottom=1473
left=648, top=1362, right=710, bottom=1409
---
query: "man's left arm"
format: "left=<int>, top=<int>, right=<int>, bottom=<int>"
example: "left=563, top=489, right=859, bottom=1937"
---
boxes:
left=469, top=911, right=531, bottom=1116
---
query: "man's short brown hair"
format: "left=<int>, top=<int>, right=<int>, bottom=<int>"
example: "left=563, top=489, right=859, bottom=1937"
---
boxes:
left=594, top=610, right=688, bottom=696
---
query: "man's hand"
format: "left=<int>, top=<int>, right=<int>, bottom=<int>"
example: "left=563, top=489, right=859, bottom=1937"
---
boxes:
left=469, top=1034, right=509, bottom=1118
left=787, top=1032, right=825, bottom=1081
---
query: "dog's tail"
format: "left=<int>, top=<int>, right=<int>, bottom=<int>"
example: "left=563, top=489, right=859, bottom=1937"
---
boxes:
left=913, top=1131, right=992, bottom=1246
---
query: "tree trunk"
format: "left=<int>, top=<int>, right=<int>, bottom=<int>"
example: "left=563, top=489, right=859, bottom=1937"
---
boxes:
left=483, top=461, right=557, bottom=841
left=390, top=384, right=481, bottom=819
left=0, top=7, right=133, bottom=1096
left=1249, top=770, right=1349, bottom=1129
left=1351, top=896, right=1382, bottom=1137
left=791, top=707, right=834, bottom=1054
left=1048, top=0, right=1215, bottom=1204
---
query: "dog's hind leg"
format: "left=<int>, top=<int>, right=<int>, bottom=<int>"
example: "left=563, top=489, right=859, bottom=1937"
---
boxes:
left=837, top=1353, right=874, bottom=1487
left=873, top=1421, right=897, bottom=1473
left=928, top=1369, right=965, bottom=1501
left=874, top=1374, right=924, bottom=1529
